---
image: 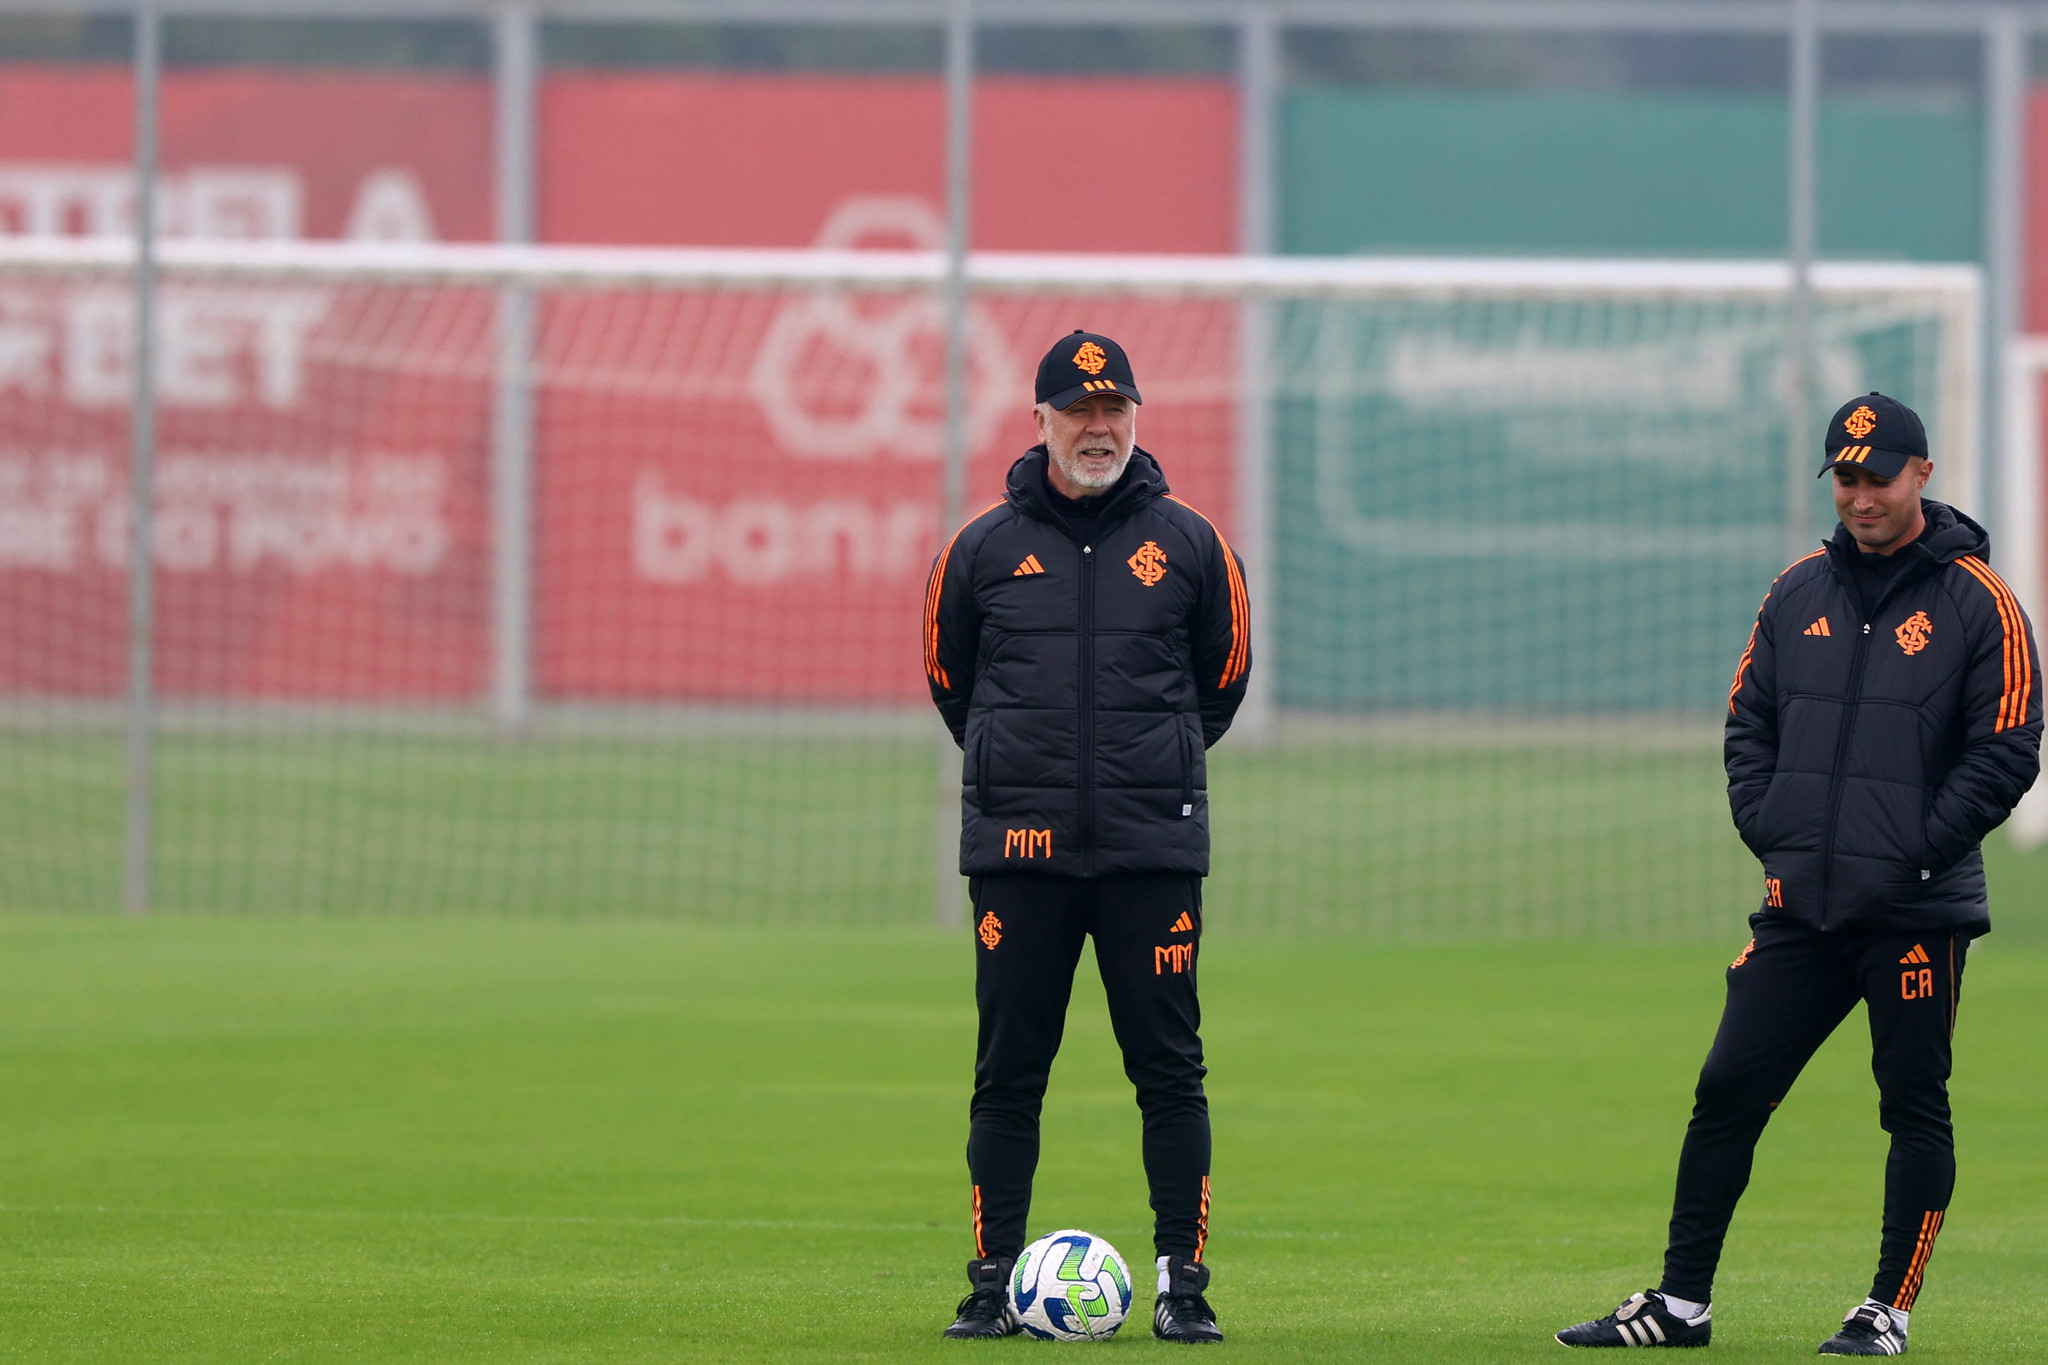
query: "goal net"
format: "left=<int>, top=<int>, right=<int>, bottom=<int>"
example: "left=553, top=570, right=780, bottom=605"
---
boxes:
left=0, top=239, right=1980, bottom=935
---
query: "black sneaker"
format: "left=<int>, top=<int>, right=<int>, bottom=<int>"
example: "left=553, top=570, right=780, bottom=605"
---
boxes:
left=1152, top=1255, right=1223, bottom=1343
left=1818, top=1302, right=1908, bottom=1356
left=1556, top=1290, right=1712, bottom=1348
left=942, top=1256, right=1020, bottom=1339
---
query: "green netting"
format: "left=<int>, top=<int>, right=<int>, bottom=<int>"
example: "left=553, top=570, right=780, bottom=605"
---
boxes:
left=1271, top=295, right=1951, bottom=712
left=0, top=266, right=1975, bottom=936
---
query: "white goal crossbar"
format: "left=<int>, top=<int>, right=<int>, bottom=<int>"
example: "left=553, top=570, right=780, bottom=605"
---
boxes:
left=0, top=234, right=1986, bottom=301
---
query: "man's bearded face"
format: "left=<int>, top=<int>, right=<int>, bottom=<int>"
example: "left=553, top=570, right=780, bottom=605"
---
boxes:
left=1039, top=394, right=1135, bottom=494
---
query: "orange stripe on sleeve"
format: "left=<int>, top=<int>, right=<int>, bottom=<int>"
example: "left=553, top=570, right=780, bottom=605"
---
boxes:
left=1729, top=549, right=1825, bottom=713
left=1728, top=625, right=1760, bottom=714
left=1958, top=558, right=2019, bottom=728
left=923, top=551, right=951, bottom=690
left=924, top=501, right=1006, bottom=692
left=1980, top=555, right=2032, bottom=728
left=1164, top=496, right=1249, bottom=689
left=1957, top=556, right=2033, bottom=732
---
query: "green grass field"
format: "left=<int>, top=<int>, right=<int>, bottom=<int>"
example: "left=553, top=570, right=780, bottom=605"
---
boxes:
left=3, top=915, right=2044, bottom=1361
left=6, top=731, right=2045, bottom=937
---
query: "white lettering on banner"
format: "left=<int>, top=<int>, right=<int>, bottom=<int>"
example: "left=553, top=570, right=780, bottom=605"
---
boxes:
left=747, top=196, right=1017, bottom=461
left=632, top=474, right=932, bottom=585
left=0, top=450, right=449, bottom=576
left=0, top=165, right=300, bottom=240
left=49, top=287, right=332, bottom=409
left=0, top=162, right=434, bottom=245
left=0, top=452, right=108, bottom=569
left=0, top=291, right=54, bottom=393
left=0, top=163, right=441, bottom=414
left=344, top=169, right=437, bottom=242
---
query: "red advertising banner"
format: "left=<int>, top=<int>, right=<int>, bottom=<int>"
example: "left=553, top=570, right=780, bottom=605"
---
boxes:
left=536, top=75, right=1239, bottom=702
left=2026, top=90, right=2048, bottom=334
left=0, top=68, right=1237, bottom=705
left=2024, top=92, right=2048, bottom=653
left=0, top=66, right=494, bottom=699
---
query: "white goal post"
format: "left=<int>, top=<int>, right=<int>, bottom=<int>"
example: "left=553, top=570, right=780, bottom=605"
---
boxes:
left=2002, top=337, right=2048, bottom=848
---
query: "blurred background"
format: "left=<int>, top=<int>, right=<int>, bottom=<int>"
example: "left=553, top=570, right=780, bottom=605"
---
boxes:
left=0, top=0, right=2043, bottom=937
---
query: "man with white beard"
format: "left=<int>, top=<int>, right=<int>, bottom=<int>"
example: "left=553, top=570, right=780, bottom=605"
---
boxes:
left=925, top=331, right=1251, bottom=1343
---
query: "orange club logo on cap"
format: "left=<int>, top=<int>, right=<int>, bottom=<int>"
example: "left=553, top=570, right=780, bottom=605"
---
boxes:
left=1843, top=405, right=1878, bottom=440
left=1072, top=341, right=1109, bottom=375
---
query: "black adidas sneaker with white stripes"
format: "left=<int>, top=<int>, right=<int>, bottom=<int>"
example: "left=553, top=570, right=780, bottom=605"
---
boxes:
left=1152, top=1256, right=1223, bottom=1343
left=1555, top=1290, right=1712, bottom=1348
left=942, top=1256, right=1021, bottom=1339
left=1818, top=1302, right=1908, bottom=1356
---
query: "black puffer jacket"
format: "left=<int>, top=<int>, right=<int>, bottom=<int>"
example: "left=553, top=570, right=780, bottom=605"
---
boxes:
left=1726, top=500, right=2041, bottom=933
left=924, top=448, right=1250, bottom=877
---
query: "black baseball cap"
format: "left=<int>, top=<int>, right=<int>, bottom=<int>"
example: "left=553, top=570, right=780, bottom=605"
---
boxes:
left=1035, top=330, right=1143, bottom=411
left=1819, top=391, right=1928, bottom=479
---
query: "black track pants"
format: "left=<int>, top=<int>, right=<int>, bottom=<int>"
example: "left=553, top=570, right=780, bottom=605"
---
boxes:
left=966, top=872, right=1211, bottom=1263
left=1661, top=919, right=1968, bottom=1309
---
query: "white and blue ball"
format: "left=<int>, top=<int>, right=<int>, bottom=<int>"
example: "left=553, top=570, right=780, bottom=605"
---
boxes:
left=1010, top=1229, right=1133, bottom=1341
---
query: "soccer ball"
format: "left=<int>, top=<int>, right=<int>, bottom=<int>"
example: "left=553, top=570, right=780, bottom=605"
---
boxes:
left=1010, top=1229, right=1133, bottom=1341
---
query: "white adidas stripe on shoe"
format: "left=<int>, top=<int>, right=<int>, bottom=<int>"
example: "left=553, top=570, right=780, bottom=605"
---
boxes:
left=1819, top=1301, right=1908, bottom=1356
left=1556, top=1290, right=1712, bottom=1348
left=1617, top=1315, right=1666, bottom=1345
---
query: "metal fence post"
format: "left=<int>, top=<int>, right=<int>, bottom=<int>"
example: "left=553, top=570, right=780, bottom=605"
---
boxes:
left=493, top=2, right=537, bottom=733
left=1984, top=7, right=2026, bottom=529
left=1785, top=0, right=1820, bottom=565
left=124, top=0, right=161, bottom=916
left=934, top=0, right=974, bottom=929
left=1234, top=8, right=1278, bottom=748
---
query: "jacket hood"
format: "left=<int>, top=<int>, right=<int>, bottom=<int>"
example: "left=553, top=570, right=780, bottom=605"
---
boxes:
left=1827, top=498, right=1989, bottom=568
left=1006, top=446, right=1168, bottom=529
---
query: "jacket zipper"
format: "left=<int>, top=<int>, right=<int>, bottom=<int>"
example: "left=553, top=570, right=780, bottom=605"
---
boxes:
left=1079, top=542, right=1096, bottom=872
left=1818, top=618, right=1873, bottom=923
left=1817, top=553, right=1923, bottom=922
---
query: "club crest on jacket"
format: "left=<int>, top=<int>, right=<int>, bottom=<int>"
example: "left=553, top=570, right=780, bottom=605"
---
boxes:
left=1128, top=541, right=1168, bottom=586
left=1896, top=610, right=1933, bottom=656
